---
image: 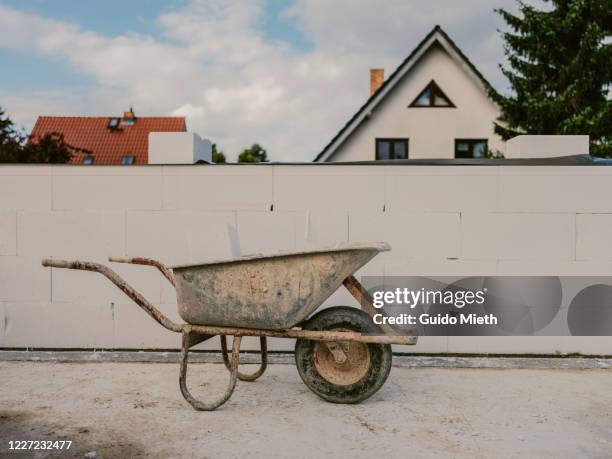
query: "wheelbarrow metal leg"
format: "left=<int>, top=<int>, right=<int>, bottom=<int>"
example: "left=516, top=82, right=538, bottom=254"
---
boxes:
left=179, top=332, right=241, bottom=411
left=220, top=335, right=268, bottom=382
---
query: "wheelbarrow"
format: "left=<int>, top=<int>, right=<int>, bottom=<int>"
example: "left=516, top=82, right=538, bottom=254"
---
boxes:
left=42, top=242, right=416, bottom=411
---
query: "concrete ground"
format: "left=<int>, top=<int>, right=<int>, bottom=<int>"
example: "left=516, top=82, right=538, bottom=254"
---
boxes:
left=1, top=361, right=612, bottom=459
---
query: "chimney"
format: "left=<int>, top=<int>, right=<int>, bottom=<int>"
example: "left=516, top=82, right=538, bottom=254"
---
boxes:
left=370, top=68, right=384, bottom=96
left=123, top=107, right=135, bottom=121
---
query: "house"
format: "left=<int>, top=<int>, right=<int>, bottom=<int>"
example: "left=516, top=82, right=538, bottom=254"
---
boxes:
left=314, top=26, right=504, bottom=162
left=30, top=109, right=187, bottom=165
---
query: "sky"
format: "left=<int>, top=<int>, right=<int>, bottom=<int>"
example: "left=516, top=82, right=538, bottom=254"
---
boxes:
left=0, top=0, right=527, bottom=161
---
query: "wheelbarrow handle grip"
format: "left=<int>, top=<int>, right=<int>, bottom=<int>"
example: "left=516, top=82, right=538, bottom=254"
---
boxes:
left=108, top=256, right=175, bottom=287
left=42, top=258, right=78, bottom=269
left=108, top=256, right=132, bottom=263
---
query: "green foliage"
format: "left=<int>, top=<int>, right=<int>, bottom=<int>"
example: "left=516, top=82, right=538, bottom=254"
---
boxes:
left=211, top=143, right=227, bottom=163
left=0, top=106, right=76, bottom=163
left=0, top=107, right=24, bottom=162
left=238, top=143, right=269, bottom=163
left=25, top=132, right=75, bottom=164
left=491, top=0, right=612, bottom=156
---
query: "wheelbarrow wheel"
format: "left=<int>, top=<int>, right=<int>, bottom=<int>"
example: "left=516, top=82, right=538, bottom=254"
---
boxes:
left=295, top=306, right=392, bottom=404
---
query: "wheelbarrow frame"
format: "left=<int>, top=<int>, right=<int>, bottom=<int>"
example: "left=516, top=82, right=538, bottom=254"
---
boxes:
left=41, top=256, right=416, bottom=411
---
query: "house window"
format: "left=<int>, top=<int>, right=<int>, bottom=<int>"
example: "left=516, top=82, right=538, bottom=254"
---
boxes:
left=409, top=80, right=455, bottom=107
left=108, top=117, right=120, bottom=129
left=376, top=139, right=408, bottom=160
left=455, top=139, right=488, bottom=158
left=121, top=154, right=135, bottom=165
left=82, top=155, right=95, bottom=165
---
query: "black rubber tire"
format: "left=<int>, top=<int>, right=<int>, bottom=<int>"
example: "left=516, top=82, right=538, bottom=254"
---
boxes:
left=295, top=306, right=392, bottom=404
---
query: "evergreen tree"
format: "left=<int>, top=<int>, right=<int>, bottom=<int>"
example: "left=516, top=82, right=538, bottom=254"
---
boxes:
left=0, top=107, right=24, bottom=162
left=491, top=0, right=612, bottom=156
left=0, top=106, right=76, bottom=163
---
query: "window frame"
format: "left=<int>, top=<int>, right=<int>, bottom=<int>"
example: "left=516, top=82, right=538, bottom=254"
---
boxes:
left=408, top=79, right=456, bottom=108
left=121, top=154, right=135, bottom=165
left=107, top=117, right=120, bottom=129
left=454, top=139, right=489, bottom=158
left=376, top=138, right=409, bottom=160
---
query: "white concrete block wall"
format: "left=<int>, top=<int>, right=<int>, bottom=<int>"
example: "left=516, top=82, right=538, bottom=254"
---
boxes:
left=1, top=163, right=611, bottom=355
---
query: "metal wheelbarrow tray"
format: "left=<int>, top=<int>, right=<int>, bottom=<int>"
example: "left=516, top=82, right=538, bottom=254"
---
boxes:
left=42, top=242, right=416, bottom=411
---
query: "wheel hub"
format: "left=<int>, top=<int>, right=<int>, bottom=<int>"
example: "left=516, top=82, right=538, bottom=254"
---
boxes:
left=313, top=333, right=371, bottom=386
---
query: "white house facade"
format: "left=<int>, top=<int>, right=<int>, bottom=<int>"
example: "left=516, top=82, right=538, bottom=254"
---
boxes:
left=315, top=26, right=505, bottom=162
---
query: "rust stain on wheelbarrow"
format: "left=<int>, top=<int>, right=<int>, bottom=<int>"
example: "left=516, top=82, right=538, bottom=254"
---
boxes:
left=42, top=242, right=417, bottom=411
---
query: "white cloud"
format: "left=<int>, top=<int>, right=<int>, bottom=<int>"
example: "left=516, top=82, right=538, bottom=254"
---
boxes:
left=0, top=0, right=516, bottom=161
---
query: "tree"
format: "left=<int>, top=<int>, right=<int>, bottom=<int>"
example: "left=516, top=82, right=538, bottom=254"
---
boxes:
left=238, top=143, right=269, bottom=163
left=0, top=107, right=24, bottom=162
left=211, top=143, right=226, bottom=163
left=0, top=106, right=77, bottom=163
left=25, top=132, right=75, bottom=164
left=490, top=0, right=612, bottom=156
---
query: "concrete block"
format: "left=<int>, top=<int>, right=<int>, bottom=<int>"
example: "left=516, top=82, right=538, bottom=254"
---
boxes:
left=460, top=213, right=501, bottom=260
left=19, top=211, right=125, bottom=258
left=0, top=211, right=17, bottom=255
left=53, top=175, right=162, bottom=210
left=395, top=336, right=448, bottom=354
left=576, top=214, right=612, bottom=260
left=461, top=213, right=575, bottom=260
left=0, top=165, right=52, bottom=176
left=506, top=135, right=589, bottom=158
left=497, top=260, right=612, bottom=276
left=500, top=171, right=612, bottom=213
left=385, top=169, right=499, bottom=212
left=149, top=132, right=212, bottom=164
left=295, top=210, right=349, bottom=249
left=385, top=259, right=498, bottom=277
left=447, top=336, right=612, bottom=355
left=0, top=303, right=4, bottom=338
left=52, top=165, right=161, bottom=176
left=126, top=211, right=237, bottom=266
left=0, top=257, right=50, bottom=302
left=236, top=211, right=296, bottom=255
left=112, top=301, right=178, bottom=349
left=273, top=165, right=384, bottom=212
left=1, top=302, right=113, bottom=348
left=349, top=211, right=461, bottom=261
left=0, top=175, right=51, bottom=210
left=162, top=166, right=272, bottom=211
left=52, top=260, right=162, bottom=305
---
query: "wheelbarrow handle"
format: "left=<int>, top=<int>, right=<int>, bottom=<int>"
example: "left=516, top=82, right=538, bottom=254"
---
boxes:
left=41, top=258, right=182, bottom=333
left=108, top=256, right=175, bottom=287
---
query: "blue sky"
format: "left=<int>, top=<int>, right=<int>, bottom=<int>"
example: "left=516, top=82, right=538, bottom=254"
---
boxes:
left=0, top=0, right=521, bottom=161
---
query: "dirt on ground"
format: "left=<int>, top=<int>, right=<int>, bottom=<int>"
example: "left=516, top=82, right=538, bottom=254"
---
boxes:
left=1, top=361, right=611, bottom=458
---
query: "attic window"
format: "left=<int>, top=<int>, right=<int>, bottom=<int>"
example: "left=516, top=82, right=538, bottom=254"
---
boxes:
left=108, top=117, right=120, bottom=129
left=409, top=80, right=455, bottom=107
left=82, top=155, right=95, bottom=165
left=121, top=154, right=135, bottom=165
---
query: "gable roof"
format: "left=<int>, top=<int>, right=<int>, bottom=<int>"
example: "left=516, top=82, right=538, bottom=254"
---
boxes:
left=314, top=25, right=497, bottom=162
left=30, top=115, right=187, bottom=165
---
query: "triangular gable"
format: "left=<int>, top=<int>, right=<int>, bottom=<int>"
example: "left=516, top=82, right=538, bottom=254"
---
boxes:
left=314, top=25, right=497, bottom=162
left=409, top=79, right=455, bottom=107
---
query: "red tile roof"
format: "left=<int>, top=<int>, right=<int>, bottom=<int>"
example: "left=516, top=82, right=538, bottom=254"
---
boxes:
left=30, top=115, right=187, bottom=165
